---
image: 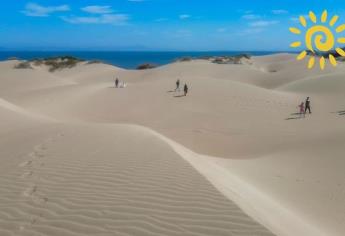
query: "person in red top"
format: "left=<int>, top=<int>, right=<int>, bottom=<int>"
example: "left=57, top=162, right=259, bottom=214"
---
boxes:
left=298, top=102, right=305, bottom=118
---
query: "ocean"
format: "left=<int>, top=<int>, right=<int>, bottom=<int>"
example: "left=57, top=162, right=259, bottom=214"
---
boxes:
left=0, top=51, right=285, bottom=69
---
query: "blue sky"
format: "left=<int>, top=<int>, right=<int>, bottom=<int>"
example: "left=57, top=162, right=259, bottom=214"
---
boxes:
left=1, top=0, right=345, bottom=51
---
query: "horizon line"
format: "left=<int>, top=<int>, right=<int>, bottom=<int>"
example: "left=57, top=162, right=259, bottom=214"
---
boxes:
left=0, top=49, right=297, bottom=52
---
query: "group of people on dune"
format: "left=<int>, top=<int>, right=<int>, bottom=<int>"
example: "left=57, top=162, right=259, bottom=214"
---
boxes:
left=114, top=77, right=189, bottom=97
left=114, top=78, right=127, bottom=88
left=298, top=97, right=312, bottom=118
left=113, top=77, right=314, bottom=115
left=175, top=79, right=189, bottom=96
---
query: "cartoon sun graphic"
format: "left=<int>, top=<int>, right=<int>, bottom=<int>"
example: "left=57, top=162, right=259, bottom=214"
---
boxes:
left=290, top=10, right=345, bottom=70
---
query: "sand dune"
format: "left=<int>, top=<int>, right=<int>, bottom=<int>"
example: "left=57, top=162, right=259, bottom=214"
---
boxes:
left=1, top=54, right=345, bottom=235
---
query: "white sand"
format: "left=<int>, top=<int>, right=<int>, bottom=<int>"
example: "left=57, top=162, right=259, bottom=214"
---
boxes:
left=1, top=54, right=345, bottom=235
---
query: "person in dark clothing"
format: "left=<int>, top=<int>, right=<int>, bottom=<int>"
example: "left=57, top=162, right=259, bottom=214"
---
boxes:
left=305, top=97, right=311, bottom=114
left=184, top=84, right=188, bottom=96
left=115, top=78, right=119, bottom=88
left=175, top=79, right=180, bottom=91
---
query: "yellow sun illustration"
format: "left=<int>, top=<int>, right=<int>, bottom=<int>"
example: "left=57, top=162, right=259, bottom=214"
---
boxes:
left=290, top=10, right=345, bottom=70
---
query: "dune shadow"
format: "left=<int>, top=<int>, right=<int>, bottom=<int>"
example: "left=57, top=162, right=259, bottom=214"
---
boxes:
left=290, top=113, right=301, bottom=116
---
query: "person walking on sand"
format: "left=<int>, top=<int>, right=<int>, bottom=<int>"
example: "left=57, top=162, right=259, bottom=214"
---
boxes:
left=184, top=83, right=188, bottom=96
left=115, top=78, right=119, bottom=88
left=305, top=97, right=311, bottom=114
left=175, top=79, right=180, bottom=92
left=298, top=102, right=305, bottom=118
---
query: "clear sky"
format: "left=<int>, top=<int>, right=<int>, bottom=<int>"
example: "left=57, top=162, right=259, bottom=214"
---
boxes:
left=1, top=0, right=345, bottom=51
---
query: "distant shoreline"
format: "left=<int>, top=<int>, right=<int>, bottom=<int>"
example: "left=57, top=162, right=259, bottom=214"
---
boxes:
left=0, top=51, right=295, bottom=69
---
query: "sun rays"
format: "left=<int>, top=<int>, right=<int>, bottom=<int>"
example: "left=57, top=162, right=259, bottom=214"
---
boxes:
left=290, top=10, right=345, bottom=70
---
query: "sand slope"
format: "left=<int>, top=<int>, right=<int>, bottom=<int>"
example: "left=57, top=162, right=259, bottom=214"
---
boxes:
left=0, top=110, right=273, bottom=236
left=1, top=54, right=345, bottom=236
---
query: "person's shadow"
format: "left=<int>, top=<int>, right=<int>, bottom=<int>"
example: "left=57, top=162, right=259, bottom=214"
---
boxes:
left=337, top=110, right=345, bottom=116
left=285, top=112, right=304, bottom=120
left=174, top=95, right=185, bottom=98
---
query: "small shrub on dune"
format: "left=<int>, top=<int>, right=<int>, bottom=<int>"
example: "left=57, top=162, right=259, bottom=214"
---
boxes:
left=212, top=54, right=251, bottom=65
left=136, top=63, right=157, bottom=70
left=233, top=58, right=241, bottom=64
left=177, top=57, right=193, bottom=62
left=33, top=59, right=44, bottom=66
left=14, top=61, right=33, bottom=69
left=33, top=56, right=84, bottom=72
left=44, top=56, right=83, bottom=72
left=86, top=60, right=103, bottom=64
left=212, top=57, right=226, bottom=64
left=237, top=54, right=251, bottom=60
left=14, top=56, right=84, bottom=72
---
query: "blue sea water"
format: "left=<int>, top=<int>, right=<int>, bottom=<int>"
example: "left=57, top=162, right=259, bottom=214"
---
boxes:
left=0, top=51, right=286, bottom=69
